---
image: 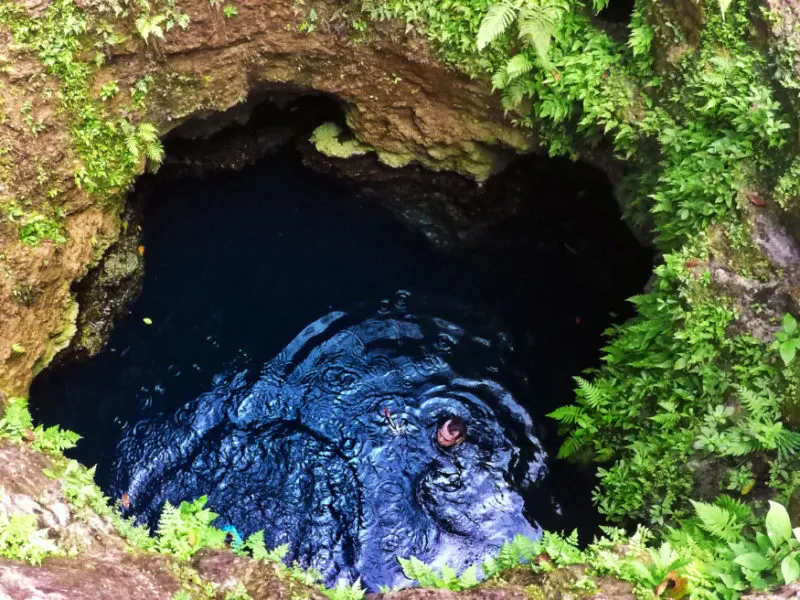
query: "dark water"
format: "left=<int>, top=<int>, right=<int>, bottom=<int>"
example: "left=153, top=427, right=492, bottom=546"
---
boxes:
left=30, top=149, right=651, bottom=590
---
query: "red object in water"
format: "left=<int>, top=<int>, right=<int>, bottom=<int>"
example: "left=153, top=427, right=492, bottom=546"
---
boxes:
left=121, top=493, right=131, bottom=509
left=747, top=192, right=767, bottom=207
left=383, top=407, right=391, bottom=420
left=437, top=417, right=466, bottom=447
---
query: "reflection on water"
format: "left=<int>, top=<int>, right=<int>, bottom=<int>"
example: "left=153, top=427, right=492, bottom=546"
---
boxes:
left=30, top=149, right=651, bottom=590
left=113, top=292, right=545, bottom=590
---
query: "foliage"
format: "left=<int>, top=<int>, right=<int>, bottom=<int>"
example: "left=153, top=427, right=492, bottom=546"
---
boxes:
left=0, top=0, right=165, bottom=204
left=362, top=0, right=800, bottom=568
left=0, top=397, right=80, bottom=454
left=133, top=0, right=189, bottom=43
left=153, top=496, right=227, bottom=560
left=18, top=213, right=67, bottom=247
left=775, top=314, right=800, bottom=366
left=99, top=80, right=119, bottom=100
left=401, top=500, right=800, bottom=599
left=323, top=579, right=366, bottom=600
left=223, top=583, right=253, bottom=600
left=399, top=556, right=480, bottom=591
left=549, top=243, right=800, bottom=524
left=0, top=512, right=61, bottom=564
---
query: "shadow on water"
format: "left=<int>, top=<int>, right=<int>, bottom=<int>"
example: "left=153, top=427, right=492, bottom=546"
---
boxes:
left=30, top=144, right=652, bottom=589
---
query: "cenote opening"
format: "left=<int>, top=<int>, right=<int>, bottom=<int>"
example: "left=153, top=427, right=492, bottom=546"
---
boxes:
left=30, top=96, right=652, bottom=591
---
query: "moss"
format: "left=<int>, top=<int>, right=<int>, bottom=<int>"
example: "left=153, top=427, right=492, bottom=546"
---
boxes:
left=33, top=298, right=78, bottom=375
left=375, top=149, right=414, bottom=169
left=310, top=122, right=373, bottom=158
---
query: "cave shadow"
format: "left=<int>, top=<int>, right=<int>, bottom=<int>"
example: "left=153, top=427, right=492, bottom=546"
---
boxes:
left=29, top=94, right=653, bottom=547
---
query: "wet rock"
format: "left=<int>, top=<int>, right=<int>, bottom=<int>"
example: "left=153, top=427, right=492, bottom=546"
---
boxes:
left=707, top=207, right=800, bottom=343
left=743, top=582, right=800, bottom=600
left=66, top=204, right=144, bottom=359
left=368, top=566, right=636, bottom=600
left=0, top=553, right=181, bottom=600
left=192, top=550, right=330, bottom=600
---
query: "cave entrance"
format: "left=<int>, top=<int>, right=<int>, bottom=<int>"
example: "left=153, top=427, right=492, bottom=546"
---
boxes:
left=29, top=94, right=652, bottom=590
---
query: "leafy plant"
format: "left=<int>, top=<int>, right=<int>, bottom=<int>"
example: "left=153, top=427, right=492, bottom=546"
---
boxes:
left=0, top=397, right=79, bottom=454
left=775, top=314, right=800, bottom=366
left=399, top=501, right=800, bottom=599
left=477, top=0, right=570, bottom=66
left=154, top=496, right=227, bottom=560
left=323, top=579, right=366, bottom=600
left=398, top=556, right=479, bottom=591
left=99, top=80, right=120, bottom=101
left=18, top=214, right=66, bottom=247
left=0, top=512, right=61, bottom=564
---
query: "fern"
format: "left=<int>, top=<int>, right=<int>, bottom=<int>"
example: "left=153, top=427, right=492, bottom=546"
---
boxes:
left=775, top=428, right=800, bottom=459
left=718, top=0, right=732, bottom=20
left=0, top=513, right=61, bottom=564
left=556, top=431, right=585, bottom=458
left=516, top=0, right=569, bottom=66
left=736, top=385, right=774, bottom=421
left=476, top=0, right=517, bottom=50
left=154, top=496, right=226, bottom=559
left=574, top=376, right=605, bottom=409
left=505, top=53, right=535, bottom=80
left=691, top=500, right=743, bottom=542
left=0, top=397, right=33, bottom=439
left=398, top=556, right=479, bottom=591
left=547, top=404, right=585, bottom=425
left=323, top=578, right=366, bottom=600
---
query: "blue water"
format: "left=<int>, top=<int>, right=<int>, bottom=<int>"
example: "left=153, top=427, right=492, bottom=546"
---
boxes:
left=30, top=150, right=651, bottom=589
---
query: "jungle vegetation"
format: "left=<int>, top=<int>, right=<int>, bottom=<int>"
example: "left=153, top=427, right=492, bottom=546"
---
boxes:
left=0, top=0, right=799, bottom=596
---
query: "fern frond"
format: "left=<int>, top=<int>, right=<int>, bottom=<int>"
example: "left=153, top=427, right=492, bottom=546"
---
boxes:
left=548, top=404, right=585, bottom=425
left=735, top=385, right=775, bottom=421
left=691, top=500, right=742, bottom=542
left=714, top=495, right=754, bottom=525
left=501, top=79, right=529, bottom=109
left=775, top=427, right=800, bottom=458
left=477, top=0, right=518, bottom=50
left=517, top=0, right=569, bottom=65
left=575, top=376, right=605, bottom=409
left=505, top=53, right=535, bottom=81
left=491, top=67, right=510, bottom=90
left=144, top=141, right=165, bottom=164
left=557, top=432, right=585, bottom=458
left=125, top=133, right=139, bottom=160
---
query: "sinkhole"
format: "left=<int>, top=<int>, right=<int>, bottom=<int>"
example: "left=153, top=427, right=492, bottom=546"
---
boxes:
left=29, top=95, right=653, bottom=591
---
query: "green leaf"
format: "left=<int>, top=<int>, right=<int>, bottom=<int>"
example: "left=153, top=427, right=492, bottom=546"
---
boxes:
left=780, top=340, right=797, bottom=365
left=781, top=556, right=800, bottom=584
left=784, top=313, right=797, bottom=334
left=459, top=565, right=479, bottom=588
left=477, top=1, right=517, bottom=50
left=734, top=552, right=771, bottom=572
left=505, top=53, right=534, bottom=80
left=691, top=500, right=740, bottom=542
left=143, top=317, right=153, bottom=325
left=718, top=0, right=732, bottom=20
left=766, top=501, right=793, bottom=547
